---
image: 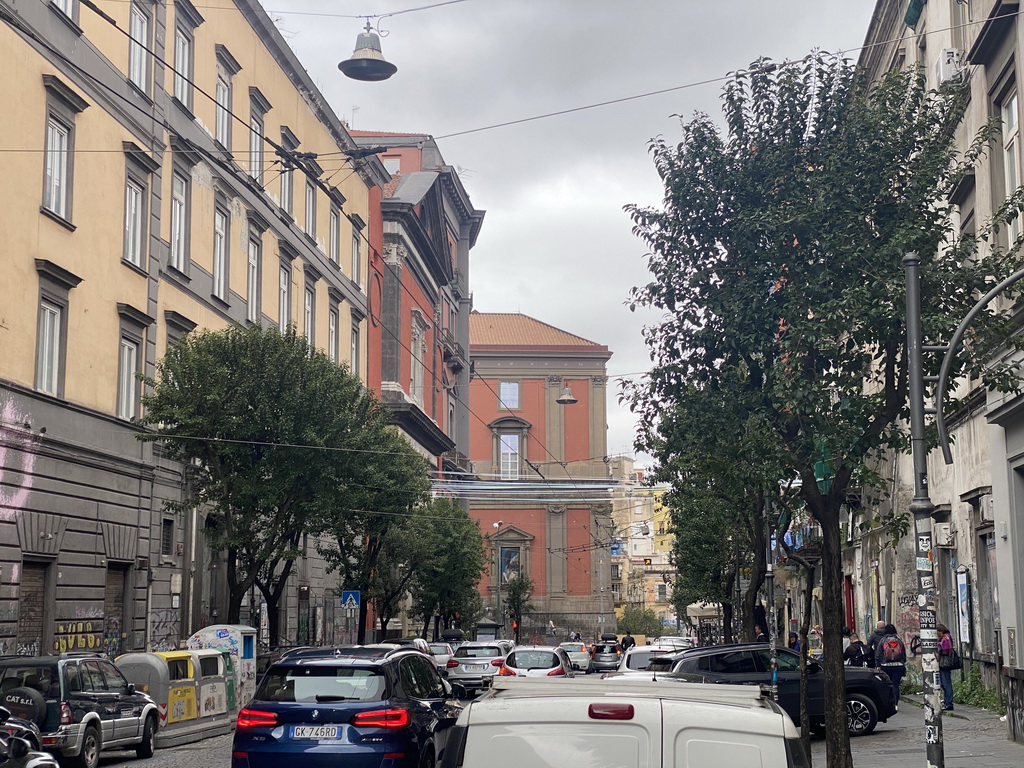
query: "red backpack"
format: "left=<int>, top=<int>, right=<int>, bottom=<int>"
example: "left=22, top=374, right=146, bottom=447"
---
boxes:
left=881, top=637, right=903, bottom=662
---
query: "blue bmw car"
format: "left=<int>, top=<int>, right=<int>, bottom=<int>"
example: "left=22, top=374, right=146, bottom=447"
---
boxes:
left=232, top=645, right=464, bottom=768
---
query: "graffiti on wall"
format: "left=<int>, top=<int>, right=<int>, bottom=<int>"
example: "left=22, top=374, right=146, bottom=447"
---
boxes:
left=53, top=622, right=103, bottom=653
left=1006, top=674, right=1024, bottom=745
left=150, top=608, right=179, bottom=651
left=0, top=400, right=37, bottom=522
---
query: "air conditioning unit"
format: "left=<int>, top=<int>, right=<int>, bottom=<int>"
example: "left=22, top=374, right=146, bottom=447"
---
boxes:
left=981, top=495, right=995, bottom=523
left=934, top=523, right=955, bottom=548
left=936, top=48, right=962, bottom=84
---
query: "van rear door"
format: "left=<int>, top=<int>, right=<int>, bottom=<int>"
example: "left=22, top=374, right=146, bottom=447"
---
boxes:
left=662, top=699, right=788, bottom=768
left=457, top=696, right=660, bottom=768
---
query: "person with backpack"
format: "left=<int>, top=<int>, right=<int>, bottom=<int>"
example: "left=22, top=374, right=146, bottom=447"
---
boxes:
left=843, top=633, right=870, bottom=667
left=937, top=624, right=958, bottom=711
left=874, top=623, right=907, bottom=698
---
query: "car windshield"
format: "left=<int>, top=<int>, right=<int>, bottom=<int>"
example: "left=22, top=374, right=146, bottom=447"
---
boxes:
left=0, top=664, right=61, bottom=699
left=594, top=644, right=619, bottom=654
left=454, top=646, right=502, bottom=658
left=256, top=666, right=386, bottom=702
left=506, top=651, right=559, bottom=670
left=559, top=643, right=586, bottom=653
left=429, top=644, right=450, bottom=655
left=646, top=657, right=675, bottom=672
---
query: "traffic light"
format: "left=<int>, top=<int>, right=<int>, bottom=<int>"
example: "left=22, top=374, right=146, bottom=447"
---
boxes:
left=643, top=558, right=653, bottom=566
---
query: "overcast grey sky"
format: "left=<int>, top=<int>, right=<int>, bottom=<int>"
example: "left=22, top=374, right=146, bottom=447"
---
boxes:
left=273, top=1, right=878, bottom=462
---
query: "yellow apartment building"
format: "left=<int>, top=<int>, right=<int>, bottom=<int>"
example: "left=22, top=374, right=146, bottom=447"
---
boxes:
left=0, top=0, right=388, bottom=655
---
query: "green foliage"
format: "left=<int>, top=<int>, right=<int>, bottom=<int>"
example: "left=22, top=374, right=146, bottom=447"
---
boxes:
left=409, top=500, right=488, bottom=634
left=954, top=663, right=1005, bottom=714
left=503, top=574, right=534, bottom=642
left=617, top=607, right=664, bottom=637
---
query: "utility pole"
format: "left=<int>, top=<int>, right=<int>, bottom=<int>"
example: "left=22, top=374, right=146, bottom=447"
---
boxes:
left=766, top=505, right=778, bottom=702
left=903, top=252, right=945, bottom=767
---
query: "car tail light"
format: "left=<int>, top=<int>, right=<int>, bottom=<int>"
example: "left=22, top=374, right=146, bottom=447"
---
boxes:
left=446, top=658, right=459, bottom=668
left=589, top=703, right=634, bottom=720
left=59, top=702, right=73, bottom=726
left=547, top=667, right=566, bottom=676
left=237, top=708, right=279, bottom=728
left=498, top=666, right=517, bottom=676
left=352, top=709, right=411, bottom=728
left=490, top=658, right=503, bottom=667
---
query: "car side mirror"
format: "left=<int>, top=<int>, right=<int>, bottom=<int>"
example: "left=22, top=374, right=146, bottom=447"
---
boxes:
left=8, top=737, right=32, bottom=760
left=450, top=682, right=468, bottom=699
left=126, top=683, right=136, bottom=694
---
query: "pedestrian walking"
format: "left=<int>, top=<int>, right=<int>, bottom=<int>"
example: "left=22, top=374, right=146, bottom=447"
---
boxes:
left=788, top=631, right=800, bottom=651
left=937, top=624, right=960, bottom=711
left=843, top=633, right=870, bottom=667
left=620, top=632, right=636, bottom=650
left=754, top=625, right=768, bottom=643
left=874, top=623, right=907, bottom=698
left=867, top=620, right=887, bottom=656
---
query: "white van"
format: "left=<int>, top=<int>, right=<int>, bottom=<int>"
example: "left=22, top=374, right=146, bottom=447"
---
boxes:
left=439, top=676, right=808, bottom=768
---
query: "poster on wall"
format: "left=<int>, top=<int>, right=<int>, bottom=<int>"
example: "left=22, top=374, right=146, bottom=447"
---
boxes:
left=956, top=570, right=972, bottom=644
left=500, top=546, right=521, bottom=584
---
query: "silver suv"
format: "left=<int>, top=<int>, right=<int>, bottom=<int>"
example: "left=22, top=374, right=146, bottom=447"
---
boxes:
left=444, top=643, right=508, bottom=694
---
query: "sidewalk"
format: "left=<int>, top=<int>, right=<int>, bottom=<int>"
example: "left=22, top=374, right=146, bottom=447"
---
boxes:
left=809, top=694, right=1024, bottom=767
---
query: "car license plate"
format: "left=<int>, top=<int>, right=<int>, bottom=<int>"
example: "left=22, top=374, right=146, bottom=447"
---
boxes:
left=470, top=664, right=487, bottom=671
left=292, top=726, right=340, bottom=739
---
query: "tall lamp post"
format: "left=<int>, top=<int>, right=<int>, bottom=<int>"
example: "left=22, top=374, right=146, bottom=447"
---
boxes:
left=904, top=252, right=944, bottom=766
left=493, top=521, right=504, bottom=637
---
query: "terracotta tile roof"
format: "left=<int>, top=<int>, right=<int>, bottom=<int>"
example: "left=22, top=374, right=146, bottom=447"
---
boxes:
left=469, top=311, right=606, bottom=349
left=382, top=174, right=402, bottom=198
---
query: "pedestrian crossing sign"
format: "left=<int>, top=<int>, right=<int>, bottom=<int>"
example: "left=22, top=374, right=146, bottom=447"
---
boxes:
left=342, top=590, right=360, bottom=609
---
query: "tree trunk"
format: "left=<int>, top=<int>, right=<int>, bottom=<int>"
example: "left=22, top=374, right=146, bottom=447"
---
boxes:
left=743, top=526, right=767, bottom=640
left=818, top=502, right=853, bottom=768
left=800, top=562, right=815, bottom=764
left=357, top=596, right=369, bottom=644
left=380, top=615, right=391, bottom=638
left=722, top=602, right=734, bottom=644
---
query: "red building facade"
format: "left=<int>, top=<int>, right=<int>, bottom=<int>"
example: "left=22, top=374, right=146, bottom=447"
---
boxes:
left=468, top=312, right=613, bottom=640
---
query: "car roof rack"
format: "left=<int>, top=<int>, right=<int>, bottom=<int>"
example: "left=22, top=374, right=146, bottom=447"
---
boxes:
left=486, top=676, right=773, bottom=707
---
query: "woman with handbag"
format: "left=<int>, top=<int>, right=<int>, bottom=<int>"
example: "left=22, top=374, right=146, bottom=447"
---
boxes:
left=937, top=624, right=956, bottom=711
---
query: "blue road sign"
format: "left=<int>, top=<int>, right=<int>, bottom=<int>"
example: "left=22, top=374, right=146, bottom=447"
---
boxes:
left=342, top=590, right=361, bottom=609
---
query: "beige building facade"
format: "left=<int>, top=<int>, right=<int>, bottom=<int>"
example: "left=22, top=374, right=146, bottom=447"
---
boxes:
left=0, top=0, right=386, bottom=654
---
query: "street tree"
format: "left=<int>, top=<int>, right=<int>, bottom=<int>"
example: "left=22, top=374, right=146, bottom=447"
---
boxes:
left=315, top=427, right=432, bottom=643
left=502, top=574, right=533, bottom=644
left=139, top=324, right=381, bottom=645
left=409, top=500, right=487, bottom=639
left=626, top=55, right=1023, bottom=766
left=617, top=607, right=664, bottom=638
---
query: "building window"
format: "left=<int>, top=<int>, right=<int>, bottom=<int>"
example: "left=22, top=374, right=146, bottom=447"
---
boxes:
left=280, top=161, right=293, bottom=216
left=499, top=434, right=520, bottom=480
left=351, top=316, right=360, bottom=373
left=249, top=113, right=264, bottom=181
left=247, top=237, right=261, bottom=323
left=303, top=286, right=314, bottom=342
left=1003, top=90, right=1020, bottom=243
left=215, top=71, right=231, bottom=147
left=123, top=177, right=145, bottom=267
left=170, top=171, right=189, bottom=272
left=36, top=300, right=62, bottom=396
left=52, top=0, right=73, bottom=16
left=117, top=336, right=140, bottom=419
left=611, top=564, right=621, bottom=581
left=381, top=156, right=400, bottom=175
left=173, top=27, right=193, bottom=107
left=351, top=231, right=361, bottom=285
left=657, top=583, right=668, bottom=602
left=160, top=518, right=174, bottom=557
left=499, top=381, right=520, bottom=410
left=329, top=207, right=340, bottom=264
left=304, top=180, right=316, bottom=237
left=41, top=75, right=88, bottom=225
left=212, top=207, right=229, bottom=301
left=278, top=264, right=290, bottom=332
left=128, top=3, right=150, bottom=92
left=328, top=307, right=338, bottom=363
left=43, top=118, right=70, bottom=219
left=410, top=315, right=427, bottom=404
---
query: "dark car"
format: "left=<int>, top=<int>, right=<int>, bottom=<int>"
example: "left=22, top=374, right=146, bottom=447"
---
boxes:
left=645, top=643, right=897, bottom=736
left=589, top=642, right=622, bottom=673
left=0, top=706, right=40, bottom=752
left=0, top=654, right=158, bottom=768
left=0, top=730, right=59, bottom=768
left=232, top=645, right=464, bottom=768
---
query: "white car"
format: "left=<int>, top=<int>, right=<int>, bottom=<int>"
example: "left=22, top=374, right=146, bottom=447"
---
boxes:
left=439, top=676, right=805, bottom=768
left=498, top=646, right=575, bottom=678
left=618, top=644, right=679, bottom=672
left=652, top=636, right=696, bottom=651
left=430, top=642, right=455, bottom=674
left=558, top=641, right=592, bottom=673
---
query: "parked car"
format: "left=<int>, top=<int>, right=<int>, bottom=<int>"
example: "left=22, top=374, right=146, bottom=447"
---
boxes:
left=0, top=654, right=159, bottom=768
left=232, top=645, right=464, bottom=768
left=644, top=643, right=897, bottom=735
left=440, top=676, right=806, bottom=768
left=0, top=706, right=40, bottom=752
left=651, top=636, right=696, bottom=651
left=497, top=646, right=574, bottom=678
left=444, top=643, right=508, bottom=695
left=0, top=730, right=59, bottom=768
left=429, top=643, right=455, bottom=675
left=557, top=642, right=592, bottom=673
left=617, top=644, right=678, bottom=672
left=589, top=641, right=622, bottom=672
